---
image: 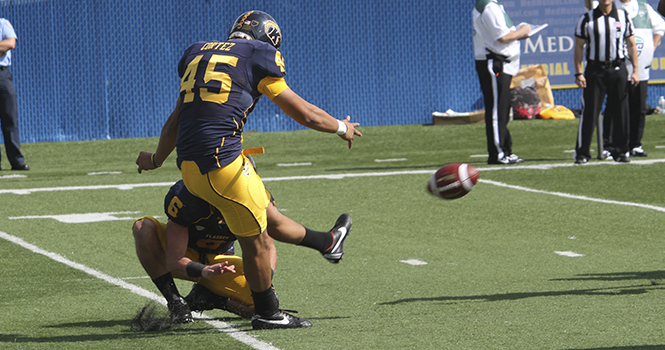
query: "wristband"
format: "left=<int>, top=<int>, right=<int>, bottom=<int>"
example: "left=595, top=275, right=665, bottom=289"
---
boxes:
left=151, top=153, right=162, bottom=168
left=336, top=120, right=348, bottom=136
left=186, top=261, right=205, bottom=277
left=574, top=73, right=583, bottom=77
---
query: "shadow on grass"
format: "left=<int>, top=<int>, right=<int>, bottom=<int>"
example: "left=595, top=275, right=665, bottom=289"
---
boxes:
left=306, top=316, right=351, bottom=321
left=0, top=325, right=214, bottom=343
left=44, top=320, right=131, bottom=328
left=550, top=270, right=665, bottom=282
left=379, top=283, right=664, bottom=305
left=561, top=346, right=665, bottom=350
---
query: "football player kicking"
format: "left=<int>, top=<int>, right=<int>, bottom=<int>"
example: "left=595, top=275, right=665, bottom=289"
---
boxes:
left=132, top=178, right=351, bottom=324
left=136, top=10, right=360, bottom=330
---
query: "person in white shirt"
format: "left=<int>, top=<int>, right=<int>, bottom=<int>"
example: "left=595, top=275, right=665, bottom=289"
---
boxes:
left=473, top=0, right=530, bottom=165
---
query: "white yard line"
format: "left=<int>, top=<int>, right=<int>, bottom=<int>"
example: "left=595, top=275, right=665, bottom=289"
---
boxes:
left=2, top=158, right=665, bottom=347
left=2, top=158, right=664, bottom=195
left=374, top=158, right=408, bottom=162
left=0, top=181, right=175, bottom=195
left=276, top=162, right=312, bottom=167
left=0, top=231, right=280, bottom=350
left=479, top=178, right=665, bottom=213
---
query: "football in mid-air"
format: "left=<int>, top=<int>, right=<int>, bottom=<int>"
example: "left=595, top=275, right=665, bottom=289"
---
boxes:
left=427, top=163, right=479, bottom=200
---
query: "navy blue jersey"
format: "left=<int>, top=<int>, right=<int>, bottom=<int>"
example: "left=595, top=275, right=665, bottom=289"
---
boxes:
left=176, top=39, right=287, bottom=174
left=164, top=180, right=236, bottom=255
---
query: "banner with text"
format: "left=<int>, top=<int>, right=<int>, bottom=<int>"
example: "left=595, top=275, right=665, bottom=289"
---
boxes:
left=503, top=0, right=665, bottom=88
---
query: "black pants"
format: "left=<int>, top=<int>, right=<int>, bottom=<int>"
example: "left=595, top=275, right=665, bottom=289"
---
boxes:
left=627, top=80, right=648, bottom=149
left=476, top=59, right=513, bottom=162
left=603, top=80, right=647, bottom=151
left=576, top=61, right=629, bottom=160
left=0, top=68, right=23, bottom=167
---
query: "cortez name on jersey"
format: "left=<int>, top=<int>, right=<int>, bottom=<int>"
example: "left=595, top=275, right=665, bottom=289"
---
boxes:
left=176, top=39, right=288, bottom=174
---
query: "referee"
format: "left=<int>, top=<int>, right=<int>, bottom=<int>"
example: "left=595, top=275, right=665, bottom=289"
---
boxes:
left=573, top=0, right=639, bottom=164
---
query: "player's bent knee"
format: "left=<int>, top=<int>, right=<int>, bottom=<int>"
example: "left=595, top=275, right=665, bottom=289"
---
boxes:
left=132, top=218, right=157, bottom=240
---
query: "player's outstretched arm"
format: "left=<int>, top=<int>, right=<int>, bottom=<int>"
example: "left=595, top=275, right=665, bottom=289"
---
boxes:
left=136, top=99, right=181, bottom=173
left=271, top=88, right=362, bottom=149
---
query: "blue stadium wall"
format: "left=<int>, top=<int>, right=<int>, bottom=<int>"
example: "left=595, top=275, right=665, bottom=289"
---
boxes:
left=3, top=0, right=665, bottom=143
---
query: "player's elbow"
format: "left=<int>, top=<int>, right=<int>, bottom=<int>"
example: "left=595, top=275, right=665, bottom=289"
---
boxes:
left=298, top=110, right=317, bottom=126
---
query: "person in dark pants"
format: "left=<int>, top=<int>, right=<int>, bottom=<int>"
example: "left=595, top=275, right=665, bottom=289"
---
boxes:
left=0, top=18, right=27, bottom=171
left=136, top=10, right=360, bottom=330
left=573, top=0, right=639, bottom=164
left=473, top=0, right=531, bottom=165
left=601, top=0, right=664, bottom=159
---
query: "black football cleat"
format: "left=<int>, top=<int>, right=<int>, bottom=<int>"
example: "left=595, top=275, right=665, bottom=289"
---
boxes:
left=167, top=297, right=193, bottom=324
left=184, top=283, right=228, bottom=311
left=614, top=154, right=630, bottom=163
left=184, top=283, right=253, bottom=319
left=574, top=157, right=589, bottom=165
left=11, top=162, right=29, bottom=171
left=251, top=310, right=313, bottom=330
left=323, top=214, right=352, bottom=263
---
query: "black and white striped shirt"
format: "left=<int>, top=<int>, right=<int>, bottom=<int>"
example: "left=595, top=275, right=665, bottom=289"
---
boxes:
left=575, top=6, right=635, bottom=63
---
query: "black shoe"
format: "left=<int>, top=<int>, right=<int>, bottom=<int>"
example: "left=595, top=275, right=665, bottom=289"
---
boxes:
left=167, top=297, right=193, bottom=324
left=614, top=154, right=630, bottom=163
left=185, top=283, right=254, bottom=318
left=574, top=157, right=589, bottom=165
left=184, top=283, right=228, bottom=312
left=323, top=214, right=352, bottom=263
left=11, top=163, right=29, bottom=171
left=251, top=310, right=313, bottom=330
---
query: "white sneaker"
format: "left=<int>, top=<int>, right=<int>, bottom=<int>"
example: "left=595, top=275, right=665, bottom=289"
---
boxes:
left=601, top=150, right=613, bottom=160
left=630, top=146, right=647, bottom=157
left=489, top=154, right=524, bottom=165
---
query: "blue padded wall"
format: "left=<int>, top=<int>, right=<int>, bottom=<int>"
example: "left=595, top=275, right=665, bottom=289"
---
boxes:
left=0, top=0, right=661, bottom=143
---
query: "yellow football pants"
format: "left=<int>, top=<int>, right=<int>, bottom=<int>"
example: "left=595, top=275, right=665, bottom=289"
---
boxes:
left=139, top=216, right=253, bottom=307
left=180, top=155, right=270, bottom=237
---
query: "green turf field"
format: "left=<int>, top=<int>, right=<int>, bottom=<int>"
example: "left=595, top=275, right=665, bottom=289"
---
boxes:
left=1, top=116, right=664, bottom=350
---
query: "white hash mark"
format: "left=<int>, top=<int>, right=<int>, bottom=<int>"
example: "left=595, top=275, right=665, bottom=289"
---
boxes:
left=400, top=259, right=428, bottom=266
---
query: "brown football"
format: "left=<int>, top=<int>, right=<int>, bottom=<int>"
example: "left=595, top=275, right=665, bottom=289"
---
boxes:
left=427, top=163, right=479, bottom=200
